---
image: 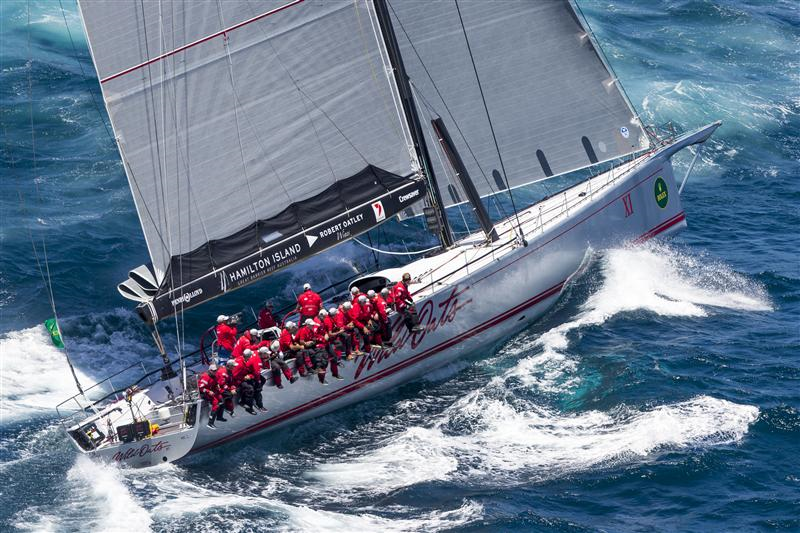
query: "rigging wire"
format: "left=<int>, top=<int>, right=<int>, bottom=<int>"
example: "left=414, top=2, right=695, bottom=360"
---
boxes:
left=453, top=0, right=525, bottom=244
left=352, top=237, right=439, bottom=256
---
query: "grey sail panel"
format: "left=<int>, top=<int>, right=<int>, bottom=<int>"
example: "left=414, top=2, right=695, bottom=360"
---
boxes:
left=79, top=0, right=417, bottom=282
left=388, top=0, right=649, bottom=210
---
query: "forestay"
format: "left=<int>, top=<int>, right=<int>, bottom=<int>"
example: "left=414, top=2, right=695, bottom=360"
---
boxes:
left=79, top=0, right=424, bottom=322
left=389, top=0, right=649, bottom=211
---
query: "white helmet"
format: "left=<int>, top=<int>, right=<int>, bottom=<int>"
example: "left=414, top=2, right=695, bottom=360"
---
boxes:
left=304, top=318, right=315, bottom=326
left=329, top=307, right=338, bottom=315
left=303, top=282, right=311, bottom=290
left=258, top=346, right=269, bottom=354
left=358, top=295, right=367, bottom=303
left=270, top=340, right=280, bottom=352
left=243, top=349, right=253, bottom=357
left=367, top=290, right=376, bottom=298
left=208, top=364, right=218, bottom=372
left=343, top=301, right=352, bottom=310
left=226, top=359, right=237, bottom=367
left=217, top=315, right=227, bottom=323
left=285, top=321, right=296, bottom=329
left=249, top=328, right=258, bottom=336
left=350, top=286, right=359, bottom=295
left=380, top=288, right=390, bottom=296
left=319, top=309, right=328, bottom=317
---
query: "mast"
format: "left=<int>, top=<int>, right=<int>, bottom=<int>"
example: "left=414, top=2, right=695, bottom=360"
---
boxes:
left=372, top=0, right=454, bottom=248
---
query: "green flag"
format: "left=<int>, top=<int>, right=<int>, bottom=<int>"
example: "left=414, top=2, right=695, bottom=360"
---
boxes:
left=44, top=318, right=65, bottom=349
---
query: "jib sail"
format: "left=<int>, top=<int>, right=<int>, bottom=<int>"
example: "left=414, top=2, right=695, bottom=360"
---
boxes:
left=78, top=0, right=425, bottom=322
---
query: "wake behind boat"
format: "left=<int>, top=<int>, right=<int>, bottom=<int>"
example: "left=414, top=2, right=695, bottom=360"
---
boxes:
left=55, top=0, right=719, bottom=467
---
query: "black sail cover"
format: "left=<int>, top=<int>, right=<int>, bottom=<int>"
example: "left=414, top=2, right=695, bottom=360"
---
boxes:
left=77, top=0, right=426, bottom=322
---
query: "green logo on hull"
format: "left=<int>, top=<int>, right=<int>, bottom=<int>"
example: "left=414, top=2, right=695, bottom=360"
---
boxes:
left=654, top=177, right=669, bottom=208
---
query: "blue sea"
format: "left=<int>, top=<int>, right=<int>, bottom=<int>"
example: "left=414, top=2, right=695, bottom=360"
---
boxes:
left=1, top=1, right=798, bottom=531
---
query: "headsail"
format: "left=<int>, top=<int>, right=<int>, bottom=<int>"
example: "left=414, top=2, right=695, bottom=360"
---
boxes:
left=78, top=0, right=425, bottom=322
left=388, top=0, right=649, bottom=211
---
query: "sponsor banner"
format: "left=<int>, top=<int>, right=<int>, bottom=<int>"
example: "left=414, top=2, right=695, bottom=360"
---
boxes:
left=143, top=180, right=427, bottom=323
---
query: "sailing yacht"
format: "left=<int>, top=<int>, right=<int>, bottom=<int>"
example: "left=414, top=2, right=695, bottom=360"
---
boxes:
left=58, top=0, right=719, bottom=467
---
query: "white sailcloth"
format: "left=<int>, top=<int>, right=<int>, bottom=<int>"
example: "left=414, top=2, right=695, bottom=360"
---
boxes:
left=80, top=0, right=419, bottom=283
left=389, top=0, right=649, bottom=209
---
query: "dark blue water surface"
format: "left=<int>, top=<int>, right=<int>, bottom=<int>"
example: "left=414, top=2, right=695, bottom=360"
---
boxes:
left=1, top=1, right=798, bottom=531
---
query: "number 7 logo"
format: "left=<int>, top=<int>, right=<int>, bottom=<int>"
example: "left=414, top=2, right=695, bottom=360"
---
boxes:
left=372, top=201, right=386, bottom=222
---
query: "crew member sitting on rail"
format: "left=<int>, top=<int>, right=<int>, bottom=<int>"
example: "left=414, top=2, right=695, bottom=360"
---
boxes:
left=215, top=315, right=238, bottom=359
left=297, top=282, right=323, bottom=322
left=199, top=364, right=225, bottom=428
left=280, top=321, right=313, bottom=376
left=355, top=294, right=378, bottom=351
left=267, top=340, right=297, bottom=389
left=320, top=309, right=342, bottom=364
left=308, top=318, right=343, bottom=384
left=248, top=348, right=268, bottom=412
left=381, top=287, right=394, bottom=311
left=258, top=300, right=277, bottom=329
left=216, top=361, right=237, bottom=418
left=231, top=352, right=248, bottom=386
left=332, top=306, right=354, bottom=359
left=350, top=286, right=364, bottom=305
left=232, top=328, right=259, bottom=359
left=370, top=289, right=392, bottom=347
left=341, top=301, right=364, bottom=357
left=392, top=272, right=423, bottom=333
left=238, top=374, right=256, bottom=415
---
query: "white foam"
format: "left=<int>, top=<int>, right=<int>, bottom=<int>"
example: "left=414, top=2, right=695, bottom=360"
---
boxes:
left=507, top=243, right=771, bottom=392
left=312, top=394, right=758, bottom=493
left=0, top=326, right=92, bottom=423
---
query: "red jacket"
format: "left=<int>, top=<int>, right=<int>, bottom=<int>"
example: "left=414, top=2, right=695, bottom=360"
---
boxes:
left=372, top=296, right=388, bottom=321
left=295, top=325, right=315, bottom=347
left=356, top=300, right=374, bottom=324
left=279, top=328, right=296, bottom=352
left=323, top=316, right=337, bottom=334
left=216, top=366, right=235, bottom=392
left=334, top=310, right=351, bottom=330
left=258, top=308, right=276, bottom=329
left=231, top=357, right=248, bottom=385
left=351, top=292, right=365, bottom=306
left=391, top=281, right=413, bottom=311
left=347, top=305, right=365, bottom=329
left=198, top=371, right=220, bottom=399
left=246, top=355, right=263, bottom=378
left=215, top=323, right=238, bottom=351
left=231, top=334, right=252, bottom=359
left=297, top=290, right=323, bottom=317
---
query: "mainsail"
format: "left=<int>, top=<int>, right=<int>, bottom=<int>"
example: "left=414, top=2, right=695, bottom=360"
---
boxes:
left=388, top=0, right=649, bottom=211
left=78, top=0, right=427, bottom=322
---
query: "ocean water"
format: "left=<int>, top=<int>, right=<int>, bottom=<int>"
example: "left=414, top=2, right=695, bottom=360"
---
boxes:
left=1, top=0, right=798, bottom=531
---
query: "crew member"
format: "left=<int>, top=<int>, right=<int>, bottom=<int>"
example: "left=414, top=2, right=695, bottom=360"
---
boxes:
left=230, top=352, right=248, bottom=386
left=341, top=301, right=364, bottom=357
left=332, top=306, right=354, bottom=359
left=258, top=301, right=277, bottom=329
left=215, top=315, right=237, bottom=359
left=308, top=318, right=343, bottom=384
left=321, top=308, right=342, bottom=363
left=355, top=294, right=377, bottom=350
left=350, top=286, right=364, bottom=305
left=297, top=282, right=323, bottom=322
left=370, top=289, right=392, bottom=347
left=247, top=349, right=268, bottom=412
left=381, top=287, right=394, bottom=311
left=238, top=374, right=256, bottom=415
left=392, top=272, right=422, bottom=333
left=280, top=321, right=313, bottom=376
left=199, top=364, right=225, bottom=428
left=232, top=328, right=258, bottom=359
left=216, top=360, right=237, bottom=418
left=267, top=340, right=297, bottom=389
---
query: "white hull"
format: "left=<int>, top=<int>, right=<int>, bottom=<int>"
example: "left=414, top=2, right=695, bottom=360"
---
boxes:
left=72, top=124, right=718, bottom=466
